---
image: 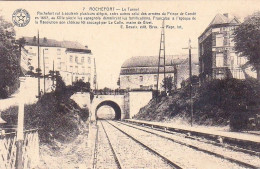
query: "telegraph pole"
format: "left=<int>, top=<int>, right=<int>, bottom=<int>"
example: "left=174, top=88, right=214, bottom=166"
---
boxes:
left=94, top=58, right=97, bottom=91
left=37, top=30, right=41, bottom=98
left=156, top=20, right=166, bottom=101
left=183, top=39, right=196, bottom=127
left=52, top=60, right=55, bottom=86
left=16, top=77, right=26, bottom=169
left=43, top=49, right=46, bottom=93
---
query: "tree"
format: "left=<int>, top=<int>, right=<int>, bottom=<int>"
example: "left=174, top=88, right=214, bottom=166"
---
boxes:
left=233, top=12, right=260, bottom=81
left=0, top=15, right=20, bottom=98
left=55, top=72, right=66, bottom=94
left=35, top=68, right=42, bottom=76
left=29, top=65, right=34, bottom=71
left=73, top=80, right=90, bottom=92
left=162, top=76, right=175, bottom=95
left=117, top=77, right=120, bottom=87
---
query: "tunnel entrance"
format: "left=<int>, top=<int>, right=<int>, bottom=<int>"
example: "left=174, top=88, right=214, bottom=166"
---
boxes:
left=95, top=101, right=121, bottom=120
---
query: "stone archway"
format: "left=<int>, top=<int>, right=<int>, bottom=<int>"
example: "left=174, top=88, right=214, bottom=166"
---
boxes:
left=95, top=101, right=121, bottom=120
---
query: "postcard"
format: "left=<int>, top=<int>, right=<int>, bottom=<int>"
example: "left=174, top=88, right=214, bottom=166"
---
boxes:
left=0, top=0, right=259, bottom=169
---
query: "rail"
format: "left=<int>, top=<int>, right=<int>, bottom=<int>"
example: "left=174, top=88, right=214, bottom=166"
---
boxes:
left=118, top=121, right=258, bottom=169
left=105, top=120, right=182, bottom=169
left=123, top=119, right=260, bottom=153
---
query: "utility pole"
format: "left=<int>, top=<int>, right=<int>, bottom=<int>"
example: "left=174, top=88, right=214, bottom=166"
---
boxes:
left=156, top=20, right=166, bottom=101
left=173, top=62, right=178, bottom=90
left=43, top=49, right=46, bottom=94
left=16, top=77, right=26, bottom=169
left=37, top=30, right=41, bottom=98
left=182, top=39, right=196, bottom=127
left=52, top=60, right=55, bottom=86
left=94, top=58, right=97, bottom=91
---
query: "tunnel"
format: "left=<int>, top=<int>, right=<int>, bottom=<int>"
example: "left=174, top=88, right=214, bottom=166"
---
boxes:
left=95, top=101, right=121, bottom=120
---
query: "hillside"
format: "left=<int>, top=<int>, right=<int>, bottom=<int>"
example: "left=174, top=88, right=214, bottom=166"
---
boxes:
left=134, top=78, right=260, bottom=131
left=2, top=85, right=89, bottom=145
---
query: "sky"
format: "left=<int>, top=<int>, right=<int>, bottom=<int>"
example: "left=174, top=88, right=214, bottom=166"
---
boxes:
left=0, top=0, right=259, bottom=88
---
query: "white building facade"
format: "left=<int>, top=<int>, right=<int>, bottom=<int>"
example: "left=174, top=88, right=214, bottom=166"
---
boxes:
left=21, top=37, right=94, bottom=87
left=120, top=55, right=199, bottom=90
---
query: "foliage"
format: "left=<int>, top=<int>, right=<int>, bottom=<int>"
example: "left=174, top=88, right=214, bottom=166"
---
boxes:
left=35, top=68, right=42, bottom=76
left=73, top=80, right=90, bottom=92
left=135, top=78, right=260, bottom=131
left=181, top=75, right=199, bottom=88
left=55, top=72, right=66, bottom=94
left=0, top=15, right=20, bottom=98
left=161, top=76, right=175, bottom=95
left=233, top=11, right=260, bottom=80
left=2, top=86, right=89, bottom=145
left=29, top=66, right=34, bottom=71
left=117, top=77, right=120, bottom=86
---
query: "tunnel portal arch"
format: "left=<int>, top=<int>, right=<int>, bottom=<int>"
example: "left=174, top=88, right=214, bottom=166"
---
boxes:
left=95, top=100, right=121, bottom=120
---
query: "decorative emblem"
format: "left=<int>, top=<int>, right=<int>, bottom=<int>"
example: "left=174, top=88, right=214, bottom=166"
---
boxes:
left=12, top=9, right=30, bottom=27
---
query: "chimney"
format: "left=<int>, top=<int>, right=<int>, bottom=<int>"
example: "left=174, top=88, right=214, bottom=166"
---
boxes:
left=223, top=13, right=229, bottom=18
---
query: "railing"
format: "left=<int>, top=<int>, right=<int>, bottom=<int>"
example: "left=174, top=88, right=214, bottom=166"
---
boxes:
left=0, top=129, right=40, bottom=169
left=93, top=89, right=127, bottom=95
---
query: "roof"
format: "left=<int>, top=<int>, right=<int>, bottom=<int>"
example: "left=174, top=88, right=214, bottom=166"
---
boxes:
left=121, top=55, right=198, bottom=68
left=22, top=37, right=91, bottom=53
left=199, top=13, right=241, bottom=38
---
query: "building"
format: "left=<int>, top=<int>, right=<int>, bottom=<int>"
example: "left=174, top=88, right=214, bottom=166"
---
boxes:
left=20, top=37, right=94, bottom=86
left=119, top=55, right=199, bottom=90
left=198, top=13, right=248, bottom=83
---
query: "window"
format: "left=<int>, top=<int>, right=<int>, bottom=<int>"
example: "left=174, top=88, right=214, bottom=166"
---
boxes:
left=88, top=57, right=91, bottom=64
left=154, top=75, right=157, bottom=81
left=223, top=37, right=229, bottom=46
left=70, top=55, right=73, bottom=62
left=212, top=33, right=216, bottom=46
left=216, top=34, right=224, bottom=47
left=82, top=76, right=85, bottom=81
left=88, top=67, right=91, bottom=73
left=216, top=53, right=224, bottom=67
left=70, top=66, right=73, bottom=72
left=82, top=66, right=85, bottom=73
left=75, top=56, right=78, bottom=63
left=81, top=57, right=84, bottom=63
left=139, top=76, right=143, bottom=82
left=44, top=48, right=49, bottom=54
left=75, top=76, right=78, bottom=81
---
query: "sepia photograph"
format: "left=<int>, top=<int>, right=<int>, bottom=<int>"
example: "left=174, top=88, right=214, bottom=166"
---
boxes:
left=0, top=0, right=259, bottom=168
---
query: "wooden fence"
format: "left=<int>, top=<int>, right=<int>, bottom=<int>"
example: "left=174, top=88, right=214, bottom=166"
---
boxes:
left=0, top=129, right=40, bottom=169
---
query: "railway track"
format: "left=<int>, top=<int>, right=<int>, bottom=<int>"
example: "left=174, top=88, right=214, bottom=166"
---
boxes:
left=124, top=119, right=260, bottom=153
left=123, top=121, right=260, bottom=157
left=94, top=120, right=181, bottom=169
left=106, top=120, right=259, bottom=169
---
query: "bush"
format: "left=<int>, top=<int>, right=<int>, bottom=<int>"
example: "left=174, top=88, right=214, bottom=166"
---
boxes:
left=2, top=86, right=89, bottom=145
left=135, top=78, right=260, bottom=131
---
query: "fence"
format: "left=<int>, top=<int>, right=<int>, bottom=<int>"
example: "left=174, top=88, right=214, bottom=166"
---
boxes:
left=0, top=129, right=40, bottom=169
